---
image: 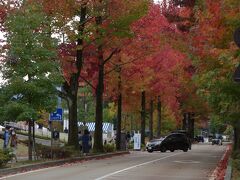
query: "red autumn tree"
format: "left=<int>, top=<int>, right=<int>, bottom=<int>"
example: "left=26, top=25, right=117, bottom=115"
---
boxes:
left=54, top=0, right=149, bottom=151
left=105, top=4, right=192, bottom=144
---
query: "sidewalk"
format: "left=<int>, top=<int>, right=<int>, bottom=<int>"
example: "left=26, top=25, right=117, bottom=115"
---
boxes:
left=0, top=151, right=129, bottom=178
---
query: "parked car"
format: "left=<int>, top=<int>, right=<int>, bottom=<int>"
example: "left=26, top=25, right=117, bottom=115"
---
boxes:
left=171, top=130, right=192, bottom=149
left=212, top=138, right=223, bottom=145
left=146, top=133, right=191, bottom=153
left=195, top=135, right=204, bottom=143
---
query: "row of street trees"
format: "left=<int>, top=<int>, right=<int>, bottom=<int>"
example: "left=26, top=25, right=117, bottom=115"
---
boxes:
left=0, top=0, right=196, bottom=155
left=0, top=1, right=62, bottom=160
left=189, top=0, right=240, bottom=151
left=1, top=0, right=240, bottom=156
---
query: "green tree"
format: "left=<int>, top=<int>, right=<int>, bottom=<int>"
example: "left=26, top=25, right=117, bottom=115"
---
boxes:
left=0, top=2, right=62, bottom=160
left=92, top=0, right=149, bottom=152
left=103, top=102, right=116, bottom=123
left=78, top=86, right=95, bottom=123
left=191, top=0, right=240, bottom=151
left=209, top=114, right=227, bottom=135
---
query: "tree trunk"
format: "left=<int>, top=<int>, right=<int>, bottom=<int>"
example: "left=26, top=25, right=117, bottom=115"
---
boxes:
left=116, top=93, right=122, bottom=150
left=234, top=123, right=240, bottom=151
left=149, top=99, right=153, bottom=140
left=141, top=91, right=146, bottom=145
left=191, top=118, right=195, bottom=140
left=28, top=120, right=32, bottom=161
left=157, top=96, right=161, bottom=137
left=68, top=95, right=78, bottom=147
left=94, top=63, right=104, bottom=152
left=93, top=13, right=104, bottom=152
left=116, top=65, right=122, bottom=150
left=182, top=112, right=187, bottom=130
left=66, top=6, right=86, bottom=147
left=188, top=113, right=194, bottom=140
left=32, top=119, right=36, bottom=160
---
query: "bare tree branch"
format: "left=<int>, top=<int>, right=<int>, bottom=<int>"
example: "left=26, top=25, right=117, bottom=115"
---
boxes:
left=103, top=48, right=120, bottom=65
left=82, top=37, right=98, bottom=50
left=79, top=75, right=96, bottom=90
left=104, top=51, right=154, bottom=76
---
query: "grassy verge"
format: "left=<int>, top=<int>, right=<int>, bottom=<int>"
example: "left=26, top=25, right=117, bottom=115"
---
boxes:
left=1, top=159, right=47, bottom=169
left=0, top=139, right=28, bottom=158
left=231, top=150, right=240, bottom=180
left=232, top=159, right=240, bottom=180
left=0, top=139, right=29, bottom=169
left=232, top=167, right=240, bottom=180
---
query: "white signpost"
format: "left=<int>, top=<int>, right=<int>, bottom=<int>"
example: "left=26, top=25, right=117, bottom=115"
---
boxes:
left=133, top=132, right=141, bottom=150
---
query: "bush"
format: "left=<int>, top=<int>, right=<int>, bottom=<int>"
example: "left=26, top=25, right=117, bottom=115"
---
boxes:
left=232, top=150, right=240, bottom=171
left=232, top=158, right=240, bottom=180
left=232, top=150, right=240, bottom=159
left=232, top=159, right=240, bottom=171
left=103, top=144, right=115, bottom=153
left=35, top=144, right=77, bottom=159
left=128, top=143, right=133, bottom=150
left=232, top=150, right=240, bottom=179
left=0, top=149, right=13, bottom=168
left=141, top=144, right=146, bottom=150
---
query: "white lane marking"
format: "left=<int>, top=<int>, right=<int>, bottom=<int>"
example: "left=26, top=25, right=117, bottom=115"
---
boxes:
left=0, top=165, right=60, bottom=180
left=174, top=160, right=200, bottom=164
left=95, top=152, right=182, bottom=180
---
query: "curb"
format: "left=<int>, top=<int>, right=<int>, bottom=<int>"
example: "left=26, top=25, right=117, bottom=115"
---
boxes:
left=0, top=151, right=129, bottom=178
left=209, top=144, right=232, bottom=180
left=224, top=158, right=232, bottom=180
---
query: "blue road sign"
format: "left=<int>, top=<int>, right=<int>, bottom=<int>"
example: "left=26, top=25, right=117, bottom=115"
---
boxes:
left=50, top=108, right=63, bottom=121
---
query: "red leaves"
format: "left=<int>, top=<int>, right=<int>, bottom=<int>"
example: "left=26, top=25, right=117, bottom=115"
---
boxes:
left=41, top=0, right=77, bottom=18
left=58, top=43, right=77, bottom=81
left=0, top=6, right=7, bottom=28
left=210, top=144, right=232, bottom=180
left=56, top=2, right=193, bottom=122
left=164, top=0, right=195, bottom=33
left=102, top=4, right=192, bottom=120
left=192, top=0, right=223, bottom=58
left=58, top=43, right=76, bottom=58
left=0, top=0, right=22, bottom=29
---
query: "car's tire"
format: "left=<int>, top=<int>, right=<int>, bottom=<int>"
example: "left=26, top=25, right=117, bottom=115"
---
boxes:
left=170, top=148, right=174, bottom=152
left=147, top=150, right=153, bottom=153
left=183, top=147, right=188, bottom=152
left=160, top=146, right=167, bottom=152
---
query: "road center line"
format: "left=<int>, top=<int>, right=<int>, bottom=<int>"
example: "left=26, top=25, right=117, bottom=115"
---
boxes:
left=95, top=152, right=182, bottom=180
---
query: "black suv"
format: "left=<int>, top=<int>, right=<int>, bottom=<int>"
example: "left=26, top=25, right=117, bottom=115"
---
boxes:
left=146, top=133, right=191, bottom=153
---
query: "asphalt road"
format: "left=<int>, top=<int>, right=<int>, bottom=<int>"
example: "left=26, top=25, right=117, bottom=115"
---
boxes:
left=1, top=143, right=227, bottom=180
